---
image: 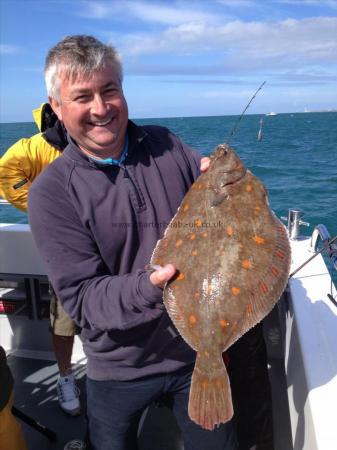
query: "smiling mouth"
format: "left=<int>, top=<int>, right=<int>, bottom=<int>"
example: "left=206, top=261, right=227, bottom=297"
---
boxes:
left=89, top=117, right=114, bottom=127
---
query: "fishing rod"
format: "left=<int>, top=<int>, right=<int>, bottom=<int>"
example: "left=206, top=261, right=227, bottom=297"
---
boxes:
left=289, top=235, right=337, bottom=278
left=227, top=81, right=266, bottom=141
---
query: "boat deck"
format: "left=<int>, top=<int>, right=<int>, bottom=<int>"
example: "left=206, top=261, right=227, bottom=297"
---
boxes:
left=7, top=355, right=190, bottom=450
left=6, top=307, right=293, bottom=450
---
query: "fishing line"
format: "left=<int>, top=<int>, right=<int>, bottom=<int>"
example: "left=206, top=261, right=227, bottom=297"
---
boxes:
left=227, top=81, right=266, bottom=144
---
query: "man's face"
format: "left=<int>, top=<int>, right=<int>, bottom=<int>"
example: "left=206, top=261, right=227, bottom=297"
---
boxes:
left=50, top=64, right=129, bottom=159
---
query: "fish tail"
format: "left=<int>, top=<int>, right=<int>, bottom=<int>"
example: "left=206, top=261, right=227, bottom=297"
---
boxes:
left=188, top=352, right=233, bottom=430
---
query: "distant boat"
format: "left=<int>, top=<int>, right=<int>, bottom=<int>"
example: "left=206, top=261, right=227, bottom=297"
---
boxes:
left=266, top=112, right=277, bottom=116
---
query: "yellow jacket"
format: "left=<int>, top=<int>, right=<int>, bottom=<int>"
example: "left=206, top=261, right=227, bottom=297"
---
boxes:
left=0, top=104, right=64, bottom=212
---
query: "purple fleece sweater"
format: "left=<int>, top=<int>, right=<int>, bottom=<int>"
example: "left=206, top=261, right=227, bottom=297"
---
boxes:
left=28, top=120, right=202, bottom=381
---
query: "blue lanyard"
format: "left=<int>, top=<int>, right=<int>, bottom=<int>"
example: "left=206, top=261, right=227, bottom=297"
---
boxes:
left=89, top=135, right=128, bottom=166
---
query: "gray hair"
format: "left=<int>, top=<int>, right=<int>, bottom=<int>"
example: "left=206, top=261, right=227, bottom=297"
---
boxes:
left=45, top=35, right=123, bottom=101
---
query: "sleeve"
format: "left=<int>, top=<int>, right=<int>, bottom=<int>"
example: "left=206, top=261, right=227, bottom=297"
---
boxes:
left=178, top=138, right=203, bottom=181
left=28, top=174, right=164, bottom=332
left=0, top=135, right=60, bottom=211
left=143, top=124, right=203, bottom=184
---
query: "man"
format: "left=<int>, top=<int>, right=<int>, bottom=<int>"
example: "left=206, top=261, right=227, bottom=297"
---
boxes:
left=28, top=35, right=237, bottom=450
left=0, top=104, right=81, bottom=416
left=0, top=346, right=28, bottom=450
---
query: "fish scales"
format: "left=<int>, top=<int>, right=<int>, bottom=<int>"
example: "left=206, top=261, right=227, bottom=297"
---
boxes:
left=151, top=143, right=291, bottom=430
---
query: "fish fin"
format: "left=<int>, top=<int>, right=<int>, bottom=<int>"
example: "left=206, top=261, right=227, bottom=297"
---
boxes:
left=239, top=224, right=291, bottom=334
left=188, top=352, right=233, bottom=430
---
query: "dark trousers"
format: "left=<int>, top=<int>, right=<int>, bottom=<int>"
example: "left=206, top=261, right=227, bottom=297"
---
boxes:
left=228, top=322, right=274, bottom=450
left=86, top=365, right=237, bottom=450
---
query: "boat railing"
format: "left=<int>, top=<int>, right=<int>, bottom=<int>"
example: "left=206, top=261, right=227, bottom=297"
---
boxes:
left=310, top=224, right=332, bottom=251
left=281, top=209, right=337, bottom=273
left=309, top=224, right=337, bottom=272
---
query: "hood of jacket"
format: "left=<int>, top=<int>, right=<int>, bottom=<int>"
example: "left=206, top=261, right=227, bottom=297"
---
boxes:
left=32, top=103, right=68, bottom=151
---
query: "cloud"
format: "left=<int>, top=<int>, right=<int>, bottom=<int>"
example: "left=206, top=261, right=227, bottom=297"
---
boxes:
left=79, top=0, right=222, bottom=25
left=216, top=0, right=256, bottom=6
left=0, top=44, right=20, bottom=54
left=277, top=0, right=337, bottom=7
left=118, top=16, right=337, bottom=75
left=157, top=71, right=337, bottom=86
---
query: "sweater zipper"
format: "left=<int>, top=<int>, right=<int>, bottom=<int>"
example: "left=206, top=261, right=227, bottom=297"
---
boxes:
left=120, top=164, right=145, bottom=209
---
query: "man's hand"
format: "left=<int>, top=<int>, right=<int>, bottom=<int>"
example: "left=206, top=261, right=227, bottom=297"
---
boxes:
left=200, top=157, right=210, bottom=173
left=150, top=264, right=176, bottom=288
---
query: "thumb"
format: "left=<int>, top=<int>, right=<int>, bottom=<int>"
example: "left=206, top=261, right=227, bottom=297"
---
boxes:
left=150, top=264, right=176, bottom=288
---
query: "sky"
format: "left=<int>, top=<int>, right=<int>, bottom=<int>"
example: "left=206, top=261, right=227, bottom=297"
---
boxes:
left=1, top=0, right=337, bottom=122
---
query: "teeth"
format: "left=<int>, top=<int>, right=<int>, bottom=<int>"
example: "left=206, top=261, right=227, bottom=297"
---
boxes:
left=91, top=118, right=113, bottom=126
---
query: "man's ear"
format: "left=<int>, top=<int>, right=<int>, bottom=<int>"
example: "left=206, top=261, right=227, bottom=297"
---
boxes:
left=49, top=96, right=62, bottom=121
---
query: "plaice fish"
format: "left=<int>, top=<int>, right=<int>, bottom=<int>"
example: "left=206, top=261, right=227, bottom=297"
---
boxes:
left=150, top=143, right=291, bottom=430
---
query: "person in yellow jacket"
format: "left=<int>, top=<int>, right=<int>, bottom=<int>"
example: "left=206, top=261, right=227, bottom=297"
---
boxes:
left=0, top=345, right=28, bottom=450
left=0, top=104, right=81, bottom=416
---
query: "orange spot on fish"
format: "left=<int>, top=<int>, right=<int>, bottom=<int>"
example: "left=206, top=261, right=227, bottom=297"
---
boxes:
left=192, top=250, right=198, bottom=256
left=246, top=303, right=253, bottom=315
left=271, top=266, right=279, bottom=277
left=207, top=285, right=213, bottom=295
left=204, top=351, right=210, bottom=358
left=253, top=235, right=265, bottom=244
left=195, top=219, right=202, bottom=227
left=226, top=226, right=234, bottom=236
left=242, top=259, right=252, bottom=269
left=183, top=204, right=189, bottom=212
left=245, top=184, right=253, bottom=192
left=231, top=286, right=240, bottom=296
left=260, top=283, right=268, bottom=294
left=175, top=239, right=183, bottom=247
left=203, top=232, right=208, bottom=238
left=202, top=380, right=209, bottom=389
left=254, top=205, right=261, bottom=216
left=276, top=249, right=285, bottom=260
left=219, top=319, right=229, bottom=328
left=189, top=314, right=197, bottom=325
left=176, top=272, right=185, bottom=281
left=190, top=233, right=196, bottom=240
left=194, top=292, right=200, bottom=298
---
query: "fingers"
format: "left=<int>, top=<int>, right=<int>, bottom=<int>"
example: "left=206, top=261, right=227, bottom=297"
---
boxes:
left=200, top=157, right=211, bottom=173
left=150, top=264, right=176, bottom=288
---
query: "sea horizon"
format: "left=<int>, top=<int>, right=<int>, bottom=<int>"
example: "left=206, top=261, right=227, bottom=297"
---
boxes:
left=1, top=109, right=336, bottom=126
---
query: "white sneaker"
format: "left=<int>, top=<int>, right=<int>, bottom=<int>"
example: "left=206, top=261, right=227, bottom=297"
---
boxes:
left=57, top=373, right=81, bottom=416
left=64, top=439, right=86, bottom=449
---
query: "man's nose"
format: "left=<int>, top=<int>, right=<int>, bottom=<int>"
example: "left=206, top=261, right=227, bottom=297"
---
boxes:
left=91, top=95, right=108, bottom=116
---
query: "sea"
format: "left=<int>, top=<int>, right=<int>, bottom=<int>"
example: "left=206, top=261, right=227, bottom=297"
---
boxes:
left=1, top=112, right=336, bottom=281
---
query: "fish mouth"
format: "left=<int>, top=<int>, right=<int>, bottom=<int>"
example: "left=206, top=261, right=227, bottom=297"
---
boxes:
left=220, top=169, right=247, bottom=187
